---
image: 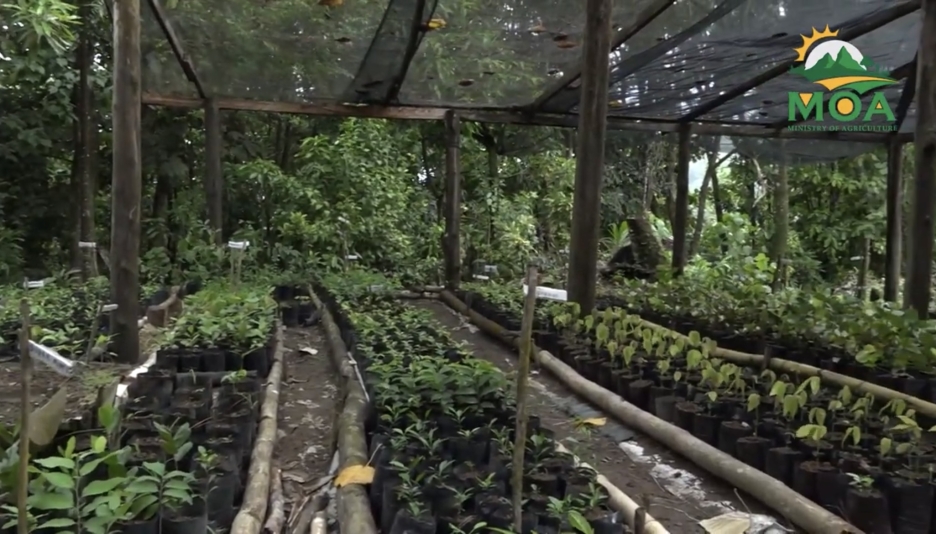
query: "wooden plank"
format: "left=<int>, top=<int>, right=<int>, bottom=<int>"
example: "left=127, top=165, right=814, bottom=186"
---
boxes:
left=566, top=0, right=613, bottom=314
left=443, top=110, right=461, bottom=288
left=146, top=0, right=205, bottom=98
left=142, top=93, right=909, bottom=143
left=904, top=0, right=936, bottom=315
left=528, top=0, right=678, bottom=111
left=680, top=0, right=922, bottom=122
left=112, top=0, right=143, bottom=364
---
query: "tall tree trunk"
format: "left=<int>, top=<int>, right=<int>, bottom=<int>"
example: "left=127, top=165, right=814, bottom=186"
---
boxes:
left=69, top=89, right=83, bottom=273
left=78, top=0, right=97, bottom=278
left=770, top=144, right=790, bottom=289
left=688, top=140, right=730, bottom=258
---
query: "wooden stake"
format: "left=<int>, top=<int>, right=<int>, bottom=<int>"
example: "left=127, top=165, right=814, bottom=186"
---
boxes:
left=17, top=299, right=31, bottom=534
left=511, top=263, right=539, bottom=531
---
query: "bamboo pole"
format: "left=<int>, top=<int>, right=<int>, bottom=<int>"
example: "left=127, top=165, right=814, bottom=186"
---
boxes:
left=17, top=299, right=30, bottom=534
left=511, top=263, right=538, bottom=531
left=230, top=327, right=284, bottom=534
left=308, top=289, right=377, bottom=534
left=438, top=290, right=864, bottom=534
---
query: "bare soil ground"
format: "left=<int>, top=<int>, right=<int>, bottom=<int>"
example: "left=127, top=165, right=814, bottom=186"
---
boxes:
left=413, top=298, right=776, bottom=533
left=275, top=325, right=341, bottom=514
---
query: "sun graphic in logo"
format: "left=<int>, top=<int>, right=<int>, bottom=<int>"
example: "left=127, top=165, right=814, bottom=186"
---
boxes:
left=789, top=26, right=896, bottom=95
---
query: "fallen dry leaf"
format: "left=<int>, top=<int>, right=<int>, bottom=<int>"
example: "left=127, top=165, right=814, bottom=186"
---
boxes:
left=425, top=17, right=446, bottom=30
left=30, top=386, right=68, bottom=446
left=578, top=417, right=607, bottom=427
left=335, top=465, right=375, bottom=487
left=318, top=0, right=342, bottom=6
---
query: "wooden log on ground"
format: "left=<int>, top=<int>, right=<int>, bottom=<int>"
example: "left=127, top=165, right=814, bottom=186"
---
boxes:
left=230, top=326, right=285, bottom=534
left=309, top=289, right=378, bottom=534
left=554, top=442, right=668, bottom=534
left=439, top=290, right=863, bottom=534
left=262, top=465, right=285, bottom=534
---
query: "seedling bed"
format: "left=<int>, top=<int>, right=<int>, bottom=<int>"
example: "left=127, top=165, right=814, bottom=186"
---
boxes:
left=318, top=275, right=626, bottom=534
left=599, top=280, right=936, bottom=398
left=459, top=287, right=936, bottom=533
left=0, top=280, right=278, bottom=534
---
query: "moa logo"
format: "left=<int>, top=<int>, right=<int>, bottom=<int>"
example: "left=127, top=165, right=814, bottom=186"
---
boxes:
left=787, top=26, right=897, bottom=128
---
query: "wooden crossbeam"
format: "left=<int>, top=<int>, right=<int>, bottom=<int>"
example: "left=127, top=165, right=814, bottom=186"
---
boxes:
left=142, top=93, right=912, bottom=143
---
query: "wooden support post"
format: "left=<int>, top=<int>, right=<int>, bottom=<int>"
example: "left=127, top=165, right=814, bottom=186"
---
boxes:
left=111, top=0, right=142, bottom=364
left=566, top=0, right=613, bottom=313
left=511, top=263, right=539, bottom=532
left=905, top=1, right=936, bottom=316
left=671, top=124, right=691, bottom=275
left=884, top=138, right=903, bottom=302
left=443, top=110, right=461, bottom=288
left=204, top=98, right=223, bottom=244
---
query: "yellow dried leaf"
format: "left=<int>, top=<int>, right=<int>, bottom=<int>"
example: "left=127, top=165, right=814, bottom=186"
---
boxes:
left=579, top=417, right=607, bottom=427
left=318, top=0, right=343, bottom=6
left=609, top=100, right=623, bottom=108
left=335, top=465, right=375, bottom=487
left=425, top=17, right=446, bottom=30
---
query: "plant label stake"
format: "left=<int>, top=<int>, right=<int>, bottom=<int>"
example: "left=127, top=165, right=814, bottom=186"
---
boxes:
left=522, top=283, right=567, bottom=302
left=511, top=262, right=539, bottom=532
left=17, top=299, right=30, bottom=534
left=25, top=341, right=75, bottom=377
left=227, top=241, right=249, bottom=285
left=22, top=280, right=44, bottom=290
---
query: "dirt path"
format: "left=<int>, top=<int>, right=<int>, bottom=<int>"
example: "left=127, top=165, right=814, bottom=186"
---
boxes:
left=413, top=299, right=775, bottom=533
left=275, top=325, right=341, bottom=516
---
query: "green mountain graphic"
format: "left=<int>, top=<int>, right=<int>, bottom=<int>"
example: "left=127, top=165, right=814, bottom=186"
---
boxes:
left=789, top=47, right=896, bottom=94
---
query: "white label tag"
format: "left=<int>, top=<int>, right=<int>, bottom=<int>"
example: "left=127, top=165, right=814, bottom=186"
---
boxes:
left=522, top=284, right=567, bottom=302
left=24, top=280, right=45, bottom=289
left=102, top=304, right=118, bottom=312
left=346, top=254, right=360, bottom=261
left=367, top=284, right=384, bottom=292
left=27, top=341, right=74, bottom=377
left=482, top=265, right=498, bottom=274
left=338, top=216, right=349, bottom=224
left=473, top=274, right=490, bottom=281
left=227, top=240, right=249, bottom=250
left=78, top=241, right=97, bottom=249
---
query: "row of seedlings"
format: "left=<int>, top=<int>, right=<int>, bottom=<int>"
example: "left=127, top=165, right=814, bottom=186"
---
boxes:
left=118, top=280, right=278, bottom=532
left=318, top=274, right=624, bottom=534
